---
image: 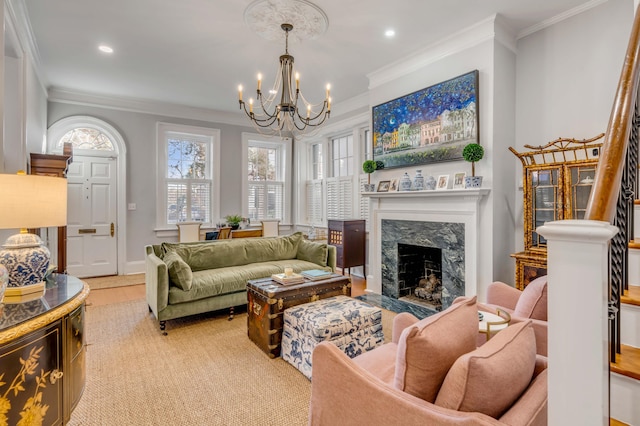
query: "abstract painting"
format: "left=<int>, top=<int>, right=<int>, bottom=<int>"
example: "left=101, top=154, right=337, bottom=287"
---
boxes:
left=372, top=70, right=479, bottom=169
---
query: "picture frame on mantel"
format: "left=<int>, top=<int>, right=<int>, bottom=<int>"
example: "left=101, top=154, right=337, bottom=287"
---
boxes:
left=377, top=180, right=391, bottom=192
left=372, top=70, right=479, bottom=169
left=436, top=175, right=450, bottom=190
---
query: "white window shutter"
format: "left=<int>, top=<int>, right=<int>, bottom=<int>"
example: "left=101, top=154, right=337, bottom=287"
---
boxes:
left=326, top=178, right=339, bottom=219
left=339, top=177, right=353, bottom=219
left=306, top=180, right=324, bottom=225
left=358, top=175, right=370, bottom=226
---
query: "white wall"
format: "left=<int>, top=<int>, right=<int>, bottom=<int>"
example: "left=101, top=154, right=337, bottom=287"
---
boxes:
left=47, top=101, right=259, bottom=264
left=365, top=17, right=517, bottom=298
left=514, top=0, right=634, bottom=250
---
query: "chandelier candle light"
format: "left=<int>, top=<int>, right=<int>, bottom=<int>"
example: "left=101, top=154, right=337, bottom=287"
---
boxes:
left=238, top=23, right=331, bottom=135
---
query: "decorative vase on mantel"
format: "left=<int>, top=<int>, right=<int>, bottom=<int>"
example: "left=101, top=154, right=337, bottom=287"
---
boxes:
left=413, top=170, right=425, bottom=191
left=399, top=172, right=412, bottom=191
left=425, top=175, right=437, bottom=190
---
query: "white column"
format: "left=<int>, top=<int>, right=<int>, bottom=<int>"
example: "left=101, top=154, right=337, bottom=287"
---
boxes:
left=537, top=220, right=618, bottom=426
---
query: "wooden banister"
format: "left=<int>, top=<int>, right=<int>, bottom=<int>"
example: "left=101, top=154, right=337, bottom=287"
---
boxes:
left=586, top=4, right=640, bottom=222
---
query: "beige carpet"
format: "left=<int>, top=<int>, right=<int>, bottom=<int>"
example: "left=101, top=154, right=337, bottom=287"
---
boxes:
left=83, top=273, right=145, bottom=290
left=70, top=297, right=396, bottom=425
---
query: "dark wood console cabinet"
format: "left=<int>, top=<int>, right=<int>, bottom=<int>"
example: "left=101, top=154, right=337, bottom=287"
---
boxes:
left=328, top=219, right=366, bottom=276
left=0, top=275, right=88, bottom=425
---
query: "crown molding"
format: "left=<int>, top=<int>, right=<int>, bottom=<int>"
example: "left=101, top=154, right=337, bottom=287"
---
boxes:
left=367, top=15, right=499, bottom=90
left=517, top=0, right=609, bottom=39
left=48, top=85, right=371, bottom=129
left=6, top=0, right=48, bottom=93
left=48, top=88, right=252, bottom=126
left=494, top=14, right=517, bottom=53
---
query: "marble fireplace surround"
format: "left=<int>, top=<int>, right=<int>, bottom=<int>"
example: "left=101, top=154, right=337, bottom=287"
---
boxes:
left=366, top=189, right=490, bottom=303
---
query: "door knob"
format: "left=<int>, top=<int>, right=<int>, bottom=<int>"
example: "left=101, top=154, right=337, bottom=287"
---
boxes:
left=111, top=223, right=115, bottom=237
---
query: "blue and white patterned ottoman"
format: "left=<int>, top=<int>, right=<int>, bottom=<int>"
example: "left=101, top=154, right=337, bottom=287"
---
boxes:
left=281, top=295, right=384, bottom=379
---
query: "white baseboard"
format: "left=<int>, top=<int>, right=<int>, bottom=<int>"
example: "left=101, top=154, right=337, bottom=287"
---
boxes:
left=124, top=261, right=145, bottom=275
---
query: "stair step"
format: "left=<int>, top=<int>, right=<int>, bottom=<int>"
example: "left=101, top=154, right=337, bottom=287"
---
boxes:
left=610, top=418, right=629, bottom=426
left=621, top=285, right=640, bottom=307
left=611, top=345, right=640, bottom=381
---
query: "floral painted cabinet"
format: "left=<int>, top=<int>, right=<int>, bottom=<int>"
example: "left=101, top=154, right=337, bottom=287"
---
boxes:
left=0, top=320, right=63, bottom=425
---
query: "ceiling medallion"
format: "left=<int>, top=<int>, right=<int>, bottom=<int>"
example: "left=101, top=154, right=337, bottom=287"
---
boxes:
left=243, top=0, right=329, bottom=43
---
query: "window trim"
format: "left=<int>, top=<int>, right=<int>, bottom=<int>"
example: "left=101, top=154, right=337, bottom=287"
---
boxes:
left=156, top=122, right=220, bottom=230
left=241, top=132, right=292, bottom=224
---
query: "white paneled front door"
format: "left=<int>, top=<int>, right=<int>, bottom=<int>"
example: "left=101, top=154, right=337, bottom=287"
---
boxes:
left=66, top=155, right=118, bottom=277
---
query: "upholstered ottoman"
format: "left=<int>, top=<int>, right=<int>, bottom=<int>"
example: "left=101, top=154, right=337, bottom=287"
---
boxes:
left=281, top=295, right=384, bottom=379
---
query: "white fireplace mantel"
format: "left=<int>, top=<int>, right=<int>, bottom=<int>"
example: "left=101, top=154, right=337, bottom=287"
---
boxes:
left=363, top=188, right=490, bottom=200
left=365, top=187, right=491, bottom=299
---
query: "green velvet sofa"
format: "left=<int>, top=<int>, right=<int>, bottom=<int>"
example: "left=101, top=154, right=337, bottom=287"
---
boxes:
left=145, top=232, right=336, bottom=333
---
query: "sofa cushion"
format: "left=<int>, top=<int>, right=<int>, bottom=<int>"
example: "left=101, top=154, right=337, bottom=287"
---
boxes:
left=296, top=239, right=328, bottom=267
left=164, top=251, right=193, bottom=291
left=514, top=276, right=547, bottom=321
left=393, top=296, right=478, bottom=403
left=435, top=320, right=537, bottom=419
left=161, top=233, right=303, bottom=272
left=167, top=259, right=323, bottom=305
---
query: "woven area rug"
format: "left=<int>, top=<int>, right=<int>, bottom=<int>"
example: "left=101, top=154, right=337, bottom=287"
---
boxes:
left=70, top=298, right=395, bottom=425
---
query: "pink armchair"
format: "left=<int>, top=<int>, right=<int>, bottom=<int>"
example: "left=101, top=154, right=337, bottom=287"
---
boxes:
left=309, top=297, right=548, bottom=425
left=479, top=276, right=548, bottom=356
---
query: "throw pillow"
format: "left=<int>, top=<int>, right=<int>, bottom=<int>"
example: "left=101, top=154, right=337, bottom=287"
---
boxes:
left=434, top=320, right=536, bottom=419
left=164, top=251, right=193, bottom=291
left=393, top=296, right=478, bottom=403
left=514, top=276, right=547, bottom=321
left=296, top=239, right=328, bottom=266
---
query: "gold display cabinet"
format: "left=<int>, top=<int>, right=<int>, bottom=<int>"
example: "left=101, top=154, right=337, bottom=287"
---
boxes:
left=509, top=134, right=604, bottom=290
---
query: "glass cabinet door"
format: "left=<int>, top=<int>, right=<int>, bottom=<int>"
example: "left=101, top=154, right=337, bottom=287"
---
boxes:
left=567, top=164, right=596, bottom=219
left=529, top=168, right=561, bottom=250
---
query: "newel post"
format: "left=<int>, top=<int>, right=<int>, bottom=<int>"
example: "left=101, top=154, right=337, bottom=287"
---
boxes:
left=537, top=220, right=618, bottom=425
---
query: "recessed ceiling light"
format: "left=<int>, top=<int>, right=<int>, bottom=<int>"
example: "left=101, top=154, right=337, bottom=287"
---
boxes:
left=98, top=45, right=114, bottom=54
left=385, top=29, right=395, bottom=38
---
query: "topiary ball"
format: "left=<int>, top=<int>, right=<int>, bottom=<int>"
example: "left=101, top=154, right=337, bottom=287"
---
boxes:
left=462, top=143, right=484, bottom=163
left=375, top=160, right=385, bottom=170
left=362, top=160, right=377, bottom=174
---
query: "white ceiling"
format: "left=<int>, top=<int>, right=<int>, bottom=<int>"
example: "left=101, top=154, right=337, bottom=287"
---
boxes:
left=21, top=0, right=598, bottom=114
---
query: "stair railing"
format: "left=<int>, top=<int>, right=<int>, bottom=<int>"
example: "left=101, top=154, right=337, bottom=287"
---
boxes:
left=586, top=5, right=640, bottom=362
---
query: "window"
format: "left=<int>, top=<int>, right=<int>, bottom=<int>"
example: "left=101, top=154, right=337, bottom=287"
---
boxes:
left=327, top=134, right=354, bottom=220
left=331, top=135, right=353, bottom=177
left=242, top=133, right=291, bottom=223
left=58, top=128, right=115, bottom=151
left=157, top=123, right=220, bottom=227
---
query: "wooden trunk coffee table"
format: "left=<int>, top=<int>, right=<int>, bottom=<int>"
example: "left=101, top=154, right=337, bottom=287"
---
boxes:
left=247, top=274, right=351, bottom=358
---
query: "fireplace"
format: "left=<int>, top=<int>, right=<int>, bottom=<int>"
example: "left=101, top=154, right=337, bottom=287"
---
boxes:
left=366, top=188, right=490, bottom=306
left=381, top=219, right=465, bottom=311
left=397, top=243, right=443, bottom=310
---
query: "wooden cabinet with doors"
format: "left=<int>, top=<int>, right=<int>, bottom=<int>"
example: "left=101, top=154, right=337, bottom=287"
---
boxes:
left=509, top=134, right=604, bottom=290
left=328, top=219, right=366, bottom=276
left=29, top=148, right=73, bottom=273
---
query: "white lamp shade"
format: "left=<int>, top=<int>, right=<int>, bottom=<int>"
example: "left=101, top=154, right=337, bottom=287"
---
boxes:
left=0, top=174, right=67, bottom=229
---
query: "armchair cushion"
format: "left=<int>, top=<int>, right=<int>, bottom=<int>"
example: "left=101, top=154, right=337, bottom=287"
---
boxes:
left=163, top=251, right=193, bottom=291
left=513, top=276, right=547, bottom=321
left=394, top=296, right=478, bottom=403
left=435, top=320, right=536, bottom=419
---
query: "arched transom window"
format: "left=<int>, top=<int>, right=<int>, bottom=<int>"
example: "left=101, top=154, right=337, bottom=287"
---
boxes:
left=57, top=128, right=115, bottom=151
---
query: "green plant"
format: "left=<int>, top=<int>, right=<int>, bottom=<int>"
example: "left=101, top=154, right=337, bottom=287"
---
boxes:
left=362, top=160, right=377, bottom=183
left=462, top=143, right=484, bottom=177
left=375, top=160, right=385, bottom=171
left=225, top=214, right=243, bottom=226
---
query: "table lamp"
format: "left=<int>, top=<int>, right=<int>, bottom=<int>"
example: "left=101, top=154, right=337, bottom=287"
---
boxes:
left=0, top=172, right=67, bottom=297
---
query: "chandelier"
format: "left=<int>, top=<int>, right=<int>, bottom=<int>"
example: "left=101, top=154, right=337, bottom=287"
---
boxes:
left=237, top=23, right=331, bottom=136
